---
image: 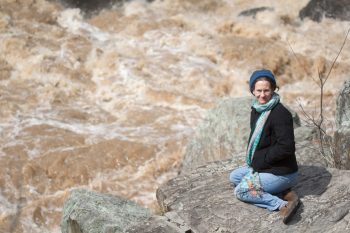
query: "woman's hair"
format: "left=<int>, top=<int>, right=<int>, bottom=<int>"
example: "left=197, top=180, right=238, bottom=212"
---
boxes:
left=252, top=77, right=279, bottom=92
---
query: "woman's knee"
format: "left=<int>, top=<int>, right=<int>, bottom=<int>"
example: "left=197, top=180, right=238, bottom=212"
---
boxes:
left=259, top=172, right=298, bottom=194
left=229, top=166, right=249, bottom=186
left=229, top=171, right=239, bottom=185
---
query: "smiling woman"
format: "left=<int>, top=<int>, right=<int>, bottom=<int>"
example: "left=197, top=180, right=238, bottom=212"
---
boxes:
left=229, top=69, right=300, bottom=224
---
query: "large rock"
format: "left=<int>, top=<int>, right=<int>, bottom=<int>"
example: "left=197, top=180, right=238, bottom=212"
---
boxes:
left=336, top=80, right=350, bottom=128
left=61, top=159, right=350, bottom=233
left=334, top=80, right=350, bottom=169
left=61, top=189, right=152, bottom=233
left=61, top=189, right=190, bottom=233
left=180, top=97, right=252, bottom=173
left=294, top=126, right=327, bottom=167
left=157, top=159, right=350, bottom=232
left=181, top=97, right=301, bottom=173
left=299, top=0, right=350, bottom=22
left=334, top=127, right=350, bottom=169
left=58, top=0, right=155, bottom=13
left=59, top=0, right=121, bottom=12
left=238, top=7, right=274, bottom=18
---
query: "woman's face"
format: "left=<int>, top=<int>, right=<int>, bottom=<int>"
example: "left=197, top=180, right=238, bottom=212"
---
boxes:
left=253, top=80, right=273, bottom=104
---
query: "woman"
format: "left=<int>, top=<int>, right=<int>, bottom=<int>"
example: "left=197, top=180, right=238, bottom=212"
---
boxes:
left=229, top=69, right=299, bottom=224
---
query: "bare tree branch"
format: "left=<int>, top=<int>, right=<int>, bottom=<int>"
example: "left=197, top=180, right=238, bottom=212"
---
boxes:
left=290, top=27, right=350, bottom=168
left=324, top=27, right=350, bottom=83
left=287, top=40, right=320, bottom=87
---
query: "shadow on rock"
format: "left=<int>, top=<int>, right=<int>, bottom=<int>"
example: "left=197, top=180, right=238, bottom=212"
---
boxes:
left=283, top=201, right=304, bottom=226
left=281, top=165, right=332, bottom=225
left=294, top=165, right=332, bottom=198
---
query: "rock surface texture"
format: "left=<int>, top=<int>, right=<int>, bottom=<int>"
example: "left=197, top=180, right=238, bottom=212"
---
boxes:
left=180, top=97, right=253, bottom=173
left=336, top=80, right=350, bottom=127
left=157, top=160, right=350, bottom=233
left=61, top=160, right=350, bottom=232
left=299, top=0, right=350, bottom=22
left=61, top=189, right=151, bottom=233
left=334, top=80, right=350, bottom=169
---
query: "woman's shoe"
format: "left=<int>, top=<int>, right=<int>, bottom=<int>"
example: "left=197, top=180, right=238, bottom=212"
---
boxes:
left=280, top=190, right=300, bottom=224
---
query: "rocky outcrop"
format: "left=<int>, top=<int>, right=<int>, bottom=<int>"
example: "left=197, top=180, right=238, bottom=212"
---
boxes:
left=61, top=188, right=193, bottom=233
left=61, top=159, right=350, bottom=233
left=238, top=7, right=274, bottom=18
left=299, top=0, right=350, bottom=22
left=336, top=80, right=350, bottom=128
left=180, top=97, right=252, bottom=173
left=59, top=0, right=154, bottom=13
left=181, top=97, right=301, bottom=173
left=61, top=189, right=197, bottom=233
left=59, top=0, right=121, bottom=12
left=334, top=80, right=350, bottom=169
left=61, top=189, right=152, bottom=233
left=157, top=160, right=350, bottom=233
left=334, top=127, right=350, bottom=169
left=294, top=126, right=327, bottom=167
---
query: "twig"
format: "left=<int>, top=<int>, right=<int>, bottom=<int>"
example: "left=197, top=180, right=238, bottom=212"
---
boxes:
left=287, top=40, right=320, bottom=87
left=289, top=27, right=350, bottom=168
left=324, top=27, right=350, bottom=83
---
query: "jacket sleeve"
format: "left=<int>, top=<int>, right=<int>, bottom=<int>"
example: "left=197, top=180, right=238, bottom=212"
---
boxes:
left=264, top=108, right=295, bottom=164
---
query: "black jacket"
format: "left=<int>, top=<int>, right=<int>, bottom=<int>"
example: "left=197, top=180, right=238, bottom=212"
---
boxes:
left=249, top=103, right=298, bottom=175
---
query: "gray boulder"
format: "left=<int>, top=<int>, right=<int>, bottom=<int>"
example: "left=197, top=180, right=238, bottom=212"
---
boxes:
left=334, top=127, right=350, bottom=169
left=238, top=7, right=274, bottom=18
left=299, top=0, right=350, bottom=22
left=61, top=159, right=350, bottom=233
left=294, top=126, right=327, bottom=167
left=180, top=97, right=253, bottom=173
left=336, top=80, right=350, bottom=128
left=334, top=80, right=350, bottom=169
left=59, top=0, right=120, bottom=13
left=61, top=189, right=152, bottom=233
left=181, top=97, right=301, bottom=173
left=157, top=159, right=350, bottom=232
left=59, top=0, right=155, bottom=13
left=61, top=189, right=190, bottom=233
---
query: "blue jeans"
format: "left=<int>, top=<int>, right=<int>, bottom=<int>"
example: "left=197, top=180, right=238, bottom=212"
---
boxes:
left=229, top=166, right=298, bottom=211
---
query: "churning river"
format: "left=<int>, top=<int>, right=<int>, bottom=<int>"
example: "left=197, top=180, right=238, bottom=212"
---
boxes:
left=0, top=0, right=349, bottom=232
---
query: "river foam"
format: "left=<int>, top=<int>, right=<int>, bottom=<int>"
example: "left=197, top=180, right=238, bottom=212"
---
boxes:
left=1, top=0, right=349, bottom=232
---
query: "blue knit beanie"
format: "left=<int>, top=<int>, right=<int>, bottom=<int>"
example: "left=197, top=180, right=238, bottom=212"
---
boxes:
left=249, top=69, right=276, bottom=93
